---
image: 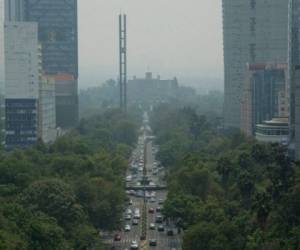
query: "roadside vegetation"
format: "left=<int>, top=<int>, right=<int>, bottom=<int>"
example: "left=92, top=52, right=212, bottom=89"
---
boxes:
left=0, top=109, right=139, bottom=249
left=151, top=104, right=300, bottom=250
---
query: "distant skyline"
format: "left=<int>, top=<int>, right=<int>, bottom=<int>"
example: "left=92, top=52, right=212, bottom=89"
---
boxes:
left=78, top=0, right=223, bottom=89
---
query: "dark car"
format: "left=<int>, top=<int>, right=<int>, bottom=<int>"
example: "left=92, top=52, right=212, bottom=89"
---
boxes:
left=158, top=225, right=164, bottom=232
left=155, top=215, right=163, bottom=223
left=167, top=229, right=174, bottom=236
left=114, top=234, right=121, bottom=241
left=149, top=239, right=157, bottom=246
left=149, top=207, right=155, bottom=214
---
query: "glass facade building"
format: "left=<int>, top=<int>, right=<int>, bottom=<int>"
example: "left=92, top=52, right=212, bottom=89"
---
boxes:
left=24, top=0, right=78, bottom=128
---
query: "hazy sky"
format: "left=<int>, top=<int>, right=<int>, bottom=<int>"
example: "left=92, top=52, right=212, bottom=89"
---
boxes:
left=78, top=0, right=223, bottom=88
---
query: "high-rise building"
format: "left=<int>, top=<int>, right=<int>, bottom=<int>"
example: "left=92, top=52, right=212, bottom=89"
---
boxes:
left=241, top=64, right=288, bottom=137
left=24, top=0, right=78, bottom=128
left=288, top=0, right=300, bottom=159
left=4, top=0, right=24, bottom=21
left=4, top=22, right=40, bottom=148
left=222, top=0, right=289, bottom=129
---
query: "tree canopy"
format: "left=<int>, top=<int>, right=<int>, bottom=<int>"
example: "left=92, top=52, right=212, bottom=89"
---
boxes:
left=0, top=109, right=139, bottom=249
left=151, top=104, right=300, bottom=250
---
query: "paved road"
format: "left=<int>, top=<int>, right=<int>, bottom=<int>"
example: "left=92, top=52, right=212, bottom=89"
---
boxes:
left=106, top=129, right=182, bottom=250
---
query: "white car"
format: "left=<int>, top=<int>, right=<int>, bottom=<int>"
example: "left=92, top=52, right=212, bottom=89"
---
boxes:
left=133, top=213, right=141, bottom=219
left=125, top=224, right=131, bottom=232
left=126, top=175, right=132, bottom=182
left=149, top=182, right=155, bottom=187
left=149, top=223, right=156, bottom=230
left=126, top=209, right=132, bottom=215
left=130, top=240, right=139, bottom=249
left=150, top=197, right=156, bottom=203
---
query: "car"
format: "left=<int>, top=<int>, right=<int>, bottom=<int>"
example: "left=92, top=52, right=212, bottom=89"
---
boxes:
left=150, top=197, right=156, bottom=203
left=132, top=219, right=139, bottom=225
left=133, top=213, right=140, bottom=219
left=125, top=224, right=131, bottom=232
left=149, top=223, right=155, bottom=230
left=158, top=225, right=164, bottom=232
left=125, top=214, right=131, bottom=220
left=126, top=175, right=132, bottom=182
left=149, top=239, right=157, bottom=246
left=129, top=190, right=136, bottom=196
left=150, top=191, right=156, bottom=197
left=149, top=208, right=155, bottom=214
left=156, top=207, right=162, bottom=212
left=167, top=229, right=174, bottom=236
left=149, top=182, right=155, bottom=187
left=129, top=199, right=133, bottom=205
left=114, top=234, right=121, bottom=241
left=136, top=191, right=144, bottom=197
left=158, top=199, right=164, bottom=205
left=130, top=240, right=139, bottom=250
left=155, top=215, right=163, bottom=223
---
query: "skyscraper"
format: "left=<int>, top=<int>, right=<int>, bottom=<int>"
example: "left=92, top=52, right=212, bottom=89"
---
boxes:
left=4, top=0, right=24, bottom=21
left=24, top=0, right=78, bottom=128
left=222, top=0, right=289, bottom=129
left=4, top=22, right=40, bottom=148
left=289, top=0, right=300, bottom=159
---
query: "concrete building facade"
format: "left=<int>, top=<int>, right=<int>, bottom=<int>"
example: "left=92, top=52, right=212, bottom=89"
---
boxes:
left=255, top=118, right=289, bottom=144
left=3, top=22, right=39, bottom=148
left=127, top=72, right=179, bottom=105
left=222, top=0, right=289, bottom=129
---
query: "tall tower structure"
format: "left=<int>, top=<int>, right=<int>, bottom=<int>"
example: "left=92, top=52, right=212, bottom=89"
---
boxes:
left=119, top=14, right=127, bottom=111
left=222, top=0, right=289, bottom=129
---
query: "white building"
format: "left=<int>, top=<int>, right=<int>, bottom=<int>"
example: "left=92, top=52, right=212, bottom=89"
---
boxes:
left=222, top=0, right=289, bottom=129
left=4, top=22, right=40, bottom=148
left=255, top=118, right=289, bottom=145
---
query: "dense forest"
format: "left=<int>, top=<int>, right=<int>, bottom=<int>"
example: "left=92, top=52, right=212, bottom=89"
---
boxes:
left=0, top=109, right=139, bottom=249
left=150, top=104, right=300, bottom=250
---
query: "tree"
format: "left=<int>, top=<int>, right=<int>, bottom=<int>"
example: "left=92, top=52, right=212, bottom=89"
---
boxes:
left=20, top=179, right=85, bottom=228
left=183, top=220, right=244, bottom=250
left=28, top=213, right=69, bottom=250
